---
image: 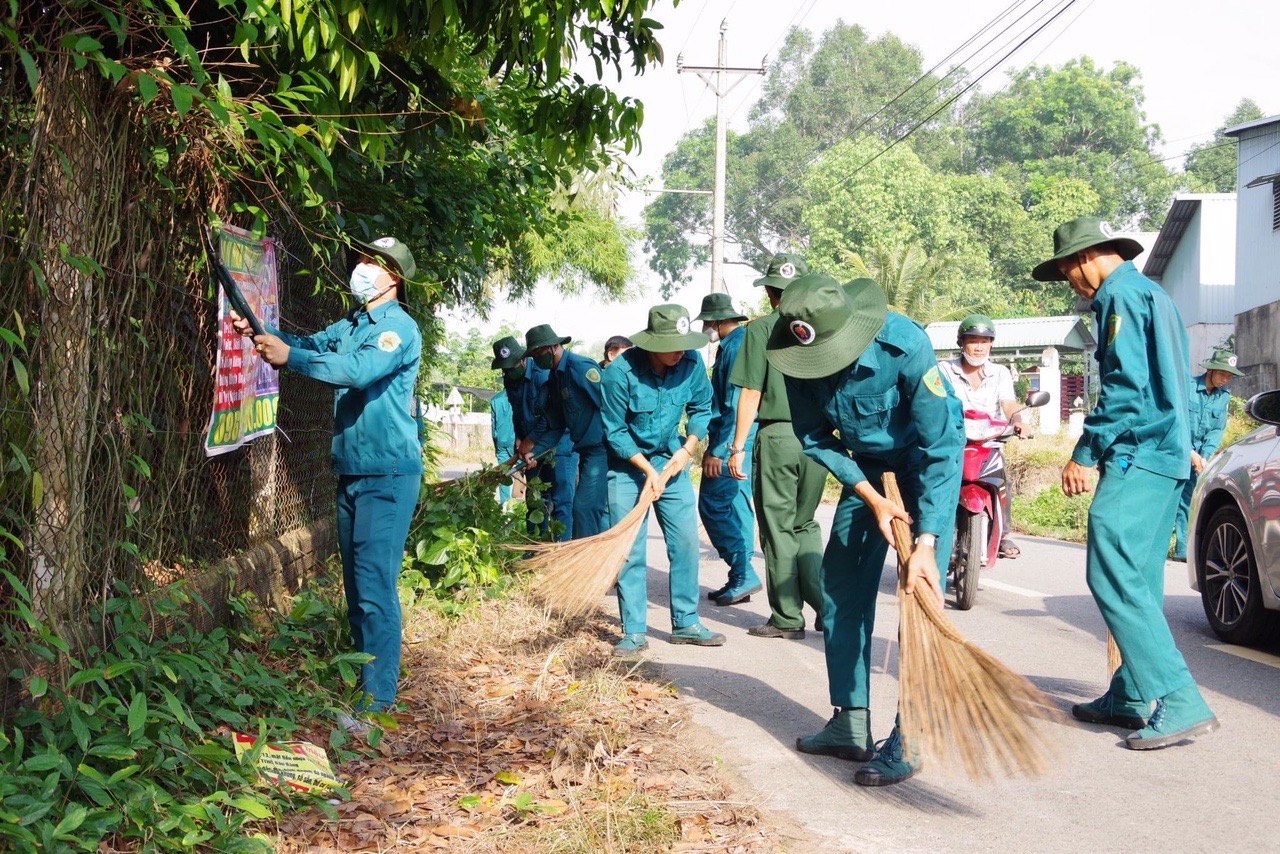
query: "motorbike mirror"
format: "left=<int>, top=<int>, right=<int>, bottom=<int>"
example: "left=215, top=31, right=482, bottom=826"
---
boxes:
left=1025, top=390, right=1051, bottom=409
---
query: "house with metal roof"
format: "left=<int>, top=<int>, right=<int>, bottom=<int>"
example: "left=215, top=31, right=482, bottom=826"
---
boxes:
left=926, top=316, right=1096, bottom=436
left=1142, top=193, right=1237, bottom=368
left=1225, top=114, right=1280, bottom=396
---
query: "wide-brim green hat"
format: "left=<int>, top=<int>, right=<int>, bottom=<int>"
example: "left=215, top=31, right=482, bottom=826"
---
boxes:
left=753, top=252, right=809, bottom=289
left=1031, top=216, right=1144, bottom=282
left=694, top=292, right=748, bottom=323
left=490, top=335, right=526, bottom=369
left=351, top=235, right=417, bottom=282
left=631, top=303, right=710, bottom=352
left=525, top=324, right=571, bottom=351
left=1202, top=349, right=1245, bottom=377
left=766, top=275, right=887, bottom=380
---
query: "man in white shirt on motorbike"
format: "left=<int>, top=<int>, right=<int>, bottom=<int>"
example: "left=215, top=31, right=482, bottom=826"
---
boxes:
left=937, top=314, right=1025, bottom=558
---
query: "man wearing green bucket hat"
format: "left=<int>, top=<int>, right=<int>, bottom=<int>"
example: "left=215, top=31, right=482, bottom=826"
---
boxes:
left=693, top=292, right=763, bottom=605
left=600, top=304, right=725, bottom=656
left=1035, top=215, right=1218, bottom=750
left=727, top=252, right=828, bottom=637
left=490, top=336, right=527, bottom=504
left=1171, top=346, right=1243, bottom=561
left=491, top=335, right=573, bottom=539
left=526, top=324, right=609, bottom=539
left=767, top=273, right=964, bottom=786
left=520, top=326, right=579, bottom=541
left=232, top=235, right=424, bottom=727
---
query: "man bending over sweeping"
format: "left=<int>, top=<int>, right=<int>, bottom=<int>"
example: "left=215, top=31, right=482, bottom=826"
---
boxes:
left=600, top=304, right=726, bottom=658
left=768, top=274, right=963, bottom=787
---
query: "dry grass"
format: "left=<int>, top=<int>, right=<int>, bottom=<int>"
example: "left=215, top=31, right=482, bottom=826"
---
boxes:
left=271, top=582, right=802, bottom=852
left=884, top=473, right=1065, bottom=782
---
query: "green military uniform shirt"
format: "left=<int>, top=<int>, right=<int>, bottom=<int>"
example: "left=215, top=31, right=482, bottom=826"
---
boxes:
left=1188, top=374, right=1230, bottom=459
left=1072, top=261, right=1191, bottom=479
left=730, top=312, right=793, bottom=422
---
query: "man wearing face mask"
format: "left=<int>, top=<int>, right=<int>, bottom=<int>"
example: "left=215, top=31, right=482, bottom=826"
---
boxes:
left=936, top=315, right=1025, bottom=559
left=525, top=325, right=609, bottom=539
left=693, top=292, right=762, bottom=606
left=231, top=236, right=423, bottom=730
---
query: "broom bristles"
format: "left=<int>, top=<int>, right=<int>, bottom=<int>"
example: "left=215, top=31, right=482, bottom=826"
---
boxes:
left=1106, top=632, right=1122, bottom=682
left=883, top=472, right=1063, bottom=782
left=430, top=455, right=519, bottom=498
left=510, top=469, right=674, bottom=618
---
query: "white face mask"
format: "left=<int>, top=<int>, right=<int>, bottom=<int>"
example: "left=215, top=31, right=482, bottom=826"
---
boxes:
left=349, top=262, right=390, bottom=302
left=705, top=325, right=721, bottom=344
left=962, top=352, right=988, bottom=367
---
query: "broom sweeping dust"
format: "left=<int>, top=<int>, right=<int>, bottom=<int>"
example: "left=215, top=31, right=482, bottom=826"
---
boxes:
left=515, top=466, right=678, bottom=619
left=882, top=472, right=1065, bottom=781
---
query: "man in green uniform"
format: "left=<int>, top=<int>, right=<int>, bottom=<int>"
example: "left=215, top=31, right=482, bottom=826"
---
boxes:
left=694, top=292, right=762, bottom=604
left=1172, top=346, right=1242, bottom=561
left=526, top=324, right=609, bottom=538
left=768, top=274, right=963, bottom=787
left=728, top=253, right=826, bottom=634
left=600, top=305, right=725, bottom=657
left=490, top=387, right=515, bottom=505
left=1035, top=216, right=1218, bottom=749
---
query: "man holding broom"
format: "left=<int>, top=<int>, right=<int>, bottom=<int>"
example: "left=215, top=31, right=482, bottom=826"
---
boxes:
left=693, top=292, right=763, bottom=606
left=525, top=324, right=609, bottom=538
left=767, top=274, right=964, bottom=786
left=1034, top=216, right=1219, bottom=749
left=727, top=252, right=827, bottom=633
left=600, top=304, right=725, bottom=657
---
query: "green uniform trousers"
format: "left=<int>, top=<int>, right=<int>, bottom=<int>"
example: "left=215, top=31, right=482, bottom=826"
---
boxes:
left=820, top=466, right=955, bottom=709
left=1172, top=470, right=1197, bottom=558
left=608, top=463, right=702, bottom=635
left=697, top=440, right=757, bottom=584
left=754, top=422, right=826, bottom=630
left=573, top=444, right=609, bottom=539
left=1089, top=460, right=1196, bottom=701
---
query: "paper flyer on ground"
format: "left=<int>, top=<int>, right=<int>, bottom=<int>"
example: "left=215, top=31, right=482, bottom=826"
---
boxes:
left=205, top=226, right=281, bottom=456
left=232, top=731, right=342, bottom=792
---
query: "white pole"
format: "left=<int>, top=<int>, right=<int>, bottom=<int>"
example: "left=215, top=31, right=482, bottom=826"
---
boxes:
left=711, top=20, right=728, bottom=294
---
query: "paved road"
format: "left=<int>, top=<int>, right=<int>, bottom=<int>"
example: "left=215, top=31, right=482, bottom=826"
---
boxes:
left=621, top=503, right=1280, bottom=853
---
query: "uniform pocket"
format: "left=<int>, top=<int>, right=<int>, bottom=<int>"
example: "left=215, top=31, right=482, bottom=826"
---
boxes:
left=845, top=386, right=899, bottom=433
left=631, top=387, right=658, bottom=432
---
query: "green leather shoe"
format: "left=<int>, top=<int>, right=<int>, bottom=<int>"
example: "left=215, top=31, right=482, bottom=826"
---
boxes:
left=854, top=727, right=918, bottom=787
left=1072, top=690, right=1150, bottom=730
left=669, top=624, right=726, bottom=646
left=612, top=633, right=649, bottom=657
left=795, top=708, right=874, bottom=761
left=1125, top=685, right=1218, bottom=750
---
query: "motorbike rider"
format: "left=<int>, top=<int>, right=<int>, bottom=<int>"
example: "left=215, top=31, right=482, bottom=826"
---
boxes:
left=936, top=314, right=1025, bottom=559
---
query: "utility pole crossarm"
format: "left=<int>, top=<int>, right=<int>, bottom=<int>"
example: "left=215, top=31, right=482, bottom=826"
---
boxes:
left=677, top=19, right=768, bottom=293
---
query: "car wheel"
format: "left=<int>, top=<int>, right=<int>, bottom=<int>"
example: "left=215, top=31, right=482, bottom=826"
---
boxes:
left=1198, top=505, right=1280, bottom=644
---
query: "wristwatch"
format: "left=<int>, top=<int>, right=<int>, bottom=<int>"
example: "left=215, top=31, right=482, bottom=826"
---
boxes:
left=915, top=533, right=937, bottom=549
left=728, top=446, right=745, bottom=455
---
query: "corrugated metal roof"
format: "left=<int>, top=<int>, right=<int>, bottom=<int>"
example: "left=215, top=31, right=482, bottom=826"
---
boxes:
left=1144, top=196, right=1202, bottom=280
left=925, top=315, right=1096, bottom=352
left=1224, top=114, right=1280, bottom=138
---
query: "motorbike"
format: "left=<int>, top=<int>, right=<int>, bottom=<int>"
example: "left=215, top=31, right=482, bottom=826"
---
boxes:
left=950, top=390, right=1051, bottom=610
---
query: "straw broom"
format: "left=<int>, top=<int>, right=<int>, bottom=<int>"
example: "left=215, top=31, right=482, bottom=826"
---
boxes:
left=1106, top=633, right=1122, bottom=683
left=883, top=472, right=1063, bottom=782
left=516, top=467, right=677, bottom=619
left=429, top=454, right=520, bottom=499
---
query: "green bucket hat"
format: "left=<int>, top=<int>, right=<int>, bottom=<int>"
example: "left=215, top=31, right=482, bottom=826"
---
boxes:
left=1031, top=216, right=1144, bottom=282
left=1202, top=346, right=1245, bottom=378
left=694, top=292, right=748, bottom=323
left=525, top=324, right=571, bottom=352
left=630, top=304, right=710, bottom=352
left=490, top=335, right=526, bottom=370
left=765, top=274, right=888, bottom=380
left=351, top=235, right=417, bottom=282
left=753, top=252, right=809, bottom=289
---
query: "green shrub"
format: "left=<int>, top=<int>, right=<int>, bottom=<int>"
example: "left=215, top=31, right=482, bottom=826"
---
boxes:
left=0, top=575, right=367, bottom=852
left=1012, top=485, right=1092, bottom=543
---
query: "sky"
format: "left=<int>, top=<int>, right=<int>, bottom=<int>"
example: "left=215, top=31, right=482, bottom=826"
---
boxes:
left=439, top=0, right=1280, bottom=356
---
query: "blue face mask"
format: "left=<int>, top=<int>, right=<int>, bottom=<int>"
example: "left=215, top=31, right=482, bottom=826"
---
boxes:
left=349, top=262, right=389, bottom=302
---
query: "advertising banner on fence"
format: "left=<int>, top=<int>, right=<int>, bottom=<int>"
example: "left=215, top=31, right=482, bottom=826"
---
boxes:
left=205, top=226, right=281, bottom=456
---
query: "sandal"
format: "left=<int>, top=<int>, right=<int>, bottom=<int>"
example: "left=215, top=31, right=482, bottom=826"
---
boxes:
left=999, top=538, right=1021, bottom=559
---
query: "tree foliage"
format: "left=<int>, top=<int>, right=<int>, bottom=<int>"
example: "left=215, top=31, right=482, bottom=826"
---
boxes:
left=1183, top=99, right=1265, bottom=193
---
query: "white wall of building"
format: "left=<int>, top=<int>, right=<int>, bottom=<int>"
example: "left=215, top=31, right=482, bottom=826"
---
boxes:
left=1234, top=122, right=1280, bottom=314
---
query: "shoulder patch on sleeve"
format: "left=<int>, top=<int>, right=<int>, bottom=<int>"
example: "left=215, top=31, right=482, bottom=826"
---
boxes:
left=924, top=365, right=947, bottom=398
left=585, top=367, right=601, bottom=383
left=377, top=331, right=402, bottom=352
left=1106, top=313, right=1122, bottom=345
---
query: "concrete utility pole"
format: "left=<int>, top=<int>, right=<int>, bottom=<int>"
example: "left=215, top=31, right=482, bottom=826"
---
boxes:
left=678, top=20, right=766, bottom=293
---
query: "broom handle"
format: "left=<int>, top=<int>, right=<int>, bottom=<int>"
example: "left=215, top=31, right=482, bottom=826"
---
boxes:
left=881, top=473, right=916, bottom=580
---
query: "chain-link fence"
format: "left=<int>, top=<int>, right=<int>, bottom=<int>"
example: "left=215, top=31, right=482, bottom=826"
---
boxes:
left=0, top=58, right=348, bottom=703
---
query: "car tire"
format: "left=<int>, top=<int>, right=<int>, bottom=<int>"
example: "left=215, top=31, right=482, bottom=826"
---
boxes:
left=1198, top=504, right=1280, bottom=645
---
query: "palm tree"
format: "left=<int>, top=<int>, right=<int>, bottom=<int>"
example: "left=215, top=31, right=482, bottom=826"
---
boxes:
left=840, top=243, right=980, bottom=326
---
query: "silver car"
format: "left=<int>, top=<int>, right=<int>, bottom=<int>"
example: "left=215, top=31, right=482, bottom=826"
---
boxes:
left=1188, top=389, right=1280, bottom=645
